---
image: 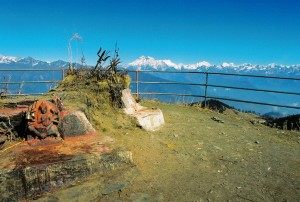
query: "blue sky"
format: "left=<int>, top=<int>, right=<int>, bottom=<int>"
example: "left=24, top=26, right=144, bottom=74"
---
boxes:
left=1, top=0, right=300, bottom=65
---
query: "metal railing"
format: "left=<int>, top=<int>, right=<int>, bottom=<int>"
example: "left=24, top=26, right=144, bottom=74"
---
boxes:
left=1, top=68, right=300, bottom=111
left=127, top=70, right=300, bottom=110
left=0, top=68, right=65, bottom=96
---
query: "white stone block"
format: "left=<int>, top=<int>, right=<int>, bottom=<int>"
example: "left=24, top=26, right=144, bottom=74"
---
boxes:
left=121, top=89, right=165, bottom=131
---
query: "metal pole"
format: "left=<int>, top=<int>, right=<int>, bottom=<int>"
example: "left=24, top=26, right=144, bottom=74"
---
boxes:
left=204, top=73, right=208, bottom=108
left=62, top=69, right=65, bottom=80
left=136, top=70, right=139, bottom=99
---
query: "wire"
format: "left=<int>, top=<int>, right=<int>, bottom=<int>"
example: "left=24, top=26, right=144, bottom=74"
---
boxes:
left=0, top=141, right=23, bottom=153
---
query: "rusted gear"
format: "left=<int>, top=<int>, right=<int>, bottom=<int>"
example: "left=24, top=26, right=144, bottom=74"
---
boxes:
left=27, top=100, right=62, bottom=140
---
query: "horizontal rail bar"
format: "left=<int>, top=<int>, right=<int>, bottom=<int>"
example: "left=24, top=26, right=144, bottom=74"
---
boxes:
left=0, top=81, right=61, bottom=84
left=134, top=92, right=205, bottom=98
left=206, top=72, right=300, bottom=81
left=207, top=84, right=300, bottom=96
left=206, top=96, right=300, bottom=110
left=134, top=92, right=300, bottom=110
left=135, top=81, right=205, bottom=86
left=132, top=81, right=300, bottom=96
left=127, top=70, right=300, bottom=81
left=126, top=70, right=203, bottom=74
left=0, top=69, right=64, bottom=71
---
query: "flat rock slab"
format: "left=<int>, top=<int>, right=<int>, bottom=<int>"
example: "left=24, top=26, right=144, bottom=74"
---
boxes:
left=0, top=133, right=134, bottom=202
left=34, top=165, right=139, bottom=202
left=121, top=89, right=165, bottom=131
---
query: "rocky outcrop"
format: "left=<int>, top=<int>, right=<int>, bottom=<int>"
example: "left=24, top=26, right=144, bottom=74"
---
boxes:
left=0, top=148, right=134, bottom=201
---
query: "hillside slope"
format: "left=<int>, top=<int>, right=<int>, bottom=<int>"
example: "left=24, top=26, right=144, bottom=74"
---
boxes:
left=1, top=68, right=299, bottom=201
left=35, top=89, right=300, bottom=201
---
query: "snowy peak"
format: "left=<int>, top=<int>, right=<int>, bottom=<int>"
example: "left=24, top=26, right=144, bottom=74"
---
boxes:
left=0, top=54, right=20, bottom=64
left=221, top=62, right=236, bottom=68
left=129, top=56, right=179, bottom=70
left=196, top=61, right=211, bottom=67
left=183, top=61, right=212, bottom=69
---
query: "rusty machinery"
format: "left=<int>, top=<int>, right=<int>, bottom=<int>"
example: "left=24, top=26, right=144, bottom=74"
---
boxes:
left=0, top=97, right=64, bottom=149
left=26, top=97, right=64, bottom=140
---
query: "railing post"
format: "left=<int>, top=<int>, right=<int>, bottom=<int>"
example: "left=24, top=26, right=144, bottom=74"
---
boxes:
left=62, top=68, right=65, bottom=80
left=204, top=72, right=208, bottom=108
left=136, top=70, right=139, bottom=99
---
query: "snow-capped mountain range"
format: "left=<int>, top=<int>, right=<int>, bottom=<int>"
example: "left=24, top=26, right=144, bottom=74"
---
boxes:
left=0, top=54, right=70, bottom=69
left=127, top=56, right=212, bottom=70
left=1, top=54, right=300, bottom=76
left=125, top=56, right=300, bottom=76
